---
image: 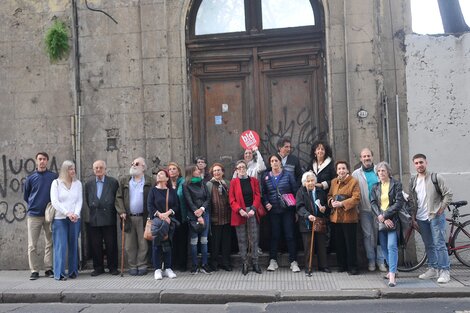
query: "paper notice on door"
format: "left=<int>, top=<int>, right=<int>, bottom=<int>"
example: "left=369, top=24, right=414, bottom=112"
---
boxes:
left=215, top=115, right=222, bottom=125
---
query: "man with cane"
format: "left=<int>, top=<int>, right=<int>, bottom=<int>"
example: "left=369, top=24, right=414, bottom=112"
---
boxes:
left=296, top=171, right=330, bottom=275
left=116, top=157, right=154, bottom=276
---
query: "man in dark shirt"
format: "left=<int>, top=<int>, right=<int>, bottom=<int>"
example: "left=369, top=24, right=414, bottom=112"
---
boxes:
left=23, top=152, right=58, bottom=280
left=277, top=137, right=302, bottom=187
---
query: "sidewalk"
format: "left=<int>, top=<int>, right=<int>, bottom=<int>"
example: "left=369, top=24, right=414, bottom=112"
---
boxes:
left=1, top=264, right=469, bottom=304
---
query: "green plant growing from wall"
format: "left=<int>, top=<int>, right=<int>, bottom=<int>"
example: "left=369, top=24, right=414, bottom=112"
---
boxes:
left=44, top=19, right=70, bottom=62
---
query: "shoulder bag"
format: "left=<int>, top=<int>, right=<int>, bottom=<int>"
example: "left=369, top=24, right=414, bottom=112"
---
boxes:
left=144, top=189, right=170, bottom=241
left=45, top=180, right=59, bottom=223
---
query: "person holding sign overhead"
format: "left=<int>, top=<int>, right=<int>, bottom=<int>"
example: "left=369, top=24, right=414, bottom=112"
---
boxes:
left=235, top=130, right=266, bottom=179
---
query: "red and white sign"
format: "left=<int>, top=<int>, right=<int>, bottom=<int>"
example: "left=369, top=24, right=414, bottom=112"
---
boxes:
left=239, top=130, right=260, bottom=150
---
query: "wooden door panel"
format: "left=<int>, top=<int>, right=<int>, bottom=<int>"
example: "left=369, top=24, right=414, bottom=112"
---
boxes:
left=203, top=79, right=245, bottom=176
left=262, top=73, right=318, bottom=166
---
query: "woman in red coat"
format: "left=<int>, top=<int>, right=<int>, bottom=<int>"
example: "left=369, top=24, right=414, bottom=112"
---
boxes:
left=229, top=160, right=265, bottom=275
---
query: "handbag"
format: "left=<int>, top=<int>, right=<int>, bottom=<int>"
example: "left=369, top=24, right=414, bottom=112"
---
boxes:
left=45, top=180, right=59, bottom=223
left=189, top=219, right=205, bottom=234
left=144, top=218, right=154, bottom=240
left=144, top=189, right=170, bottom=241
left=312, top=217, right=327, bottom=233
left=378, top=216, right=398, bottom=232
left=45, top=202, right=55, bottom=223
left=281, top=193, right=296, bottom=206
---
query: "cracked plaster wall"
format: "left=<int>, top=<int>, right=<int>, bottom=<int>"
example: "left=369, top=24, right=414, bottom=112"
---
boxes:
left=406, top=33, right=470, bottom=200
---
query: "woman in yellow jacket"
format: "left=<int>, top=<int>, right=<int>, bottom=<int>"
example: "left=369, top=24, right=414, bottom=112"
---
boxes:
left=328, top=160, right=361, bottom=275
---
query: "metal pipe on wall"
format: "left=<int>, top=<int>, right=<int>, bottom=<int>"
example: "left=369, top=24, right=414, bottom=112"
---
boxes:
left=396, top=94, right=403, bottom=180
left=71, top=0, right=81, bottom=179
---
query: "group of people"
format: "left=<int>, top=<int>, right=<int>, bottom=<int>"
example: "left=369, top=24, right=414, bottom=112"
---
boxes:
left=23, top=137, right=453, bottom=288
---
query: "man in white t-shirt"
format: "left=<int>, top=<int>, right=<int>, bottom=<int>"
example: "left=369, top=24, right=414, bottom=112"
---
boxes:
left=409, top=153, right=453, bottom=283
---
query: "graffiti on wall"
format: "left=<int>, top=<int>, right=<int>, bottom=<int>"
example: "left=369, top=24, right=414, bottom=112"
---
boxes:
left=0, top=155, right=58, bottom=223
left=260, top=107, right=326, bottom=169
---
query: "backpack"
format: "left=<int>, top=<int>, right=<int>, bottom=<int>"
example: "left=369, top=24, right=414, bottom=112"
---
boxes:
left=411, top=172, right=441, bottom=197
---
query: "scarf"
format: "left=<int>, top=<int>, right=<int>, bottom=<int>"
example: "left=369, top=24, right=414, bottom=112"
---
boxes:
left=191, top=177, right=202, bottom=183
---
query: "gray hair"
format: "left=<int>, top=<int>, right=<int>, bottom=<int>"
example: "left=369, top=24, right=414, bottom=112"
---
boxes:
left=376, top=161, right=392, bottom=177
left=235, top=160, right=247, bottom=168
left=59, top=160, right=76, bottom=181
left=301, top=170, right=317, bottom=185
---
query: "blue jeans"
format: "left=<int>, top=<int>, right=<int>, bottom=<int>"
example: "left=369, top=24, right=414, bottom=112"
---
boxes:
left=52, top=218, right=80, bottom=280
left=152, top=241, right=172, bottom=270
left=360, top=211, right=385, bottom=265
left=269, top=210, right=297, bottom=263
left=417, top=214, right=450, bottom=270
left=189, top=214, right=210, bottom=266
left=378, top=230, right=398, bottom=273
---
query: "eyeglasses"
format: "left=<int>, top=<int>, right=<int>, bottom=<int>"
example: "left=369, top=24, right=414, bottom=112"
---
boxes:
left=131, top=162, right=141, bottom=166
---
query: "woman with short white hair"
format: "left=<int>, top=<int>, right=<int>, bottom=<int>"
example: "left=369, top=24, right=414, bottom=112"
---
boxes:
left=50, top=160, right=82, bottom=281
left=296, top=171, right=330, bottom=274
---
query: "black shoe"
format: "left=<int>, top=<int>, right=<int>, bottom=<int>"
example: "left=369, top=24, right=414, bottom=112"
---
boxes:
left=210, top=264, right=219, bottom=272
left=305, top=269, right=312, bottom=276
left=220, top=264, right=232, bottom=272
left=242, top=263, right=249, bottom=275
left=190, top=265, right=198, bottom=275
left=137, top=268, right=148, bottom=276
left=200, top=264, right=212, bottom=274
left=45, top=270, right=54, bottom=278
left=253, top=264, right=262, bottom=274
left=29, top=272, right=39, bottom=280
left=337, top=267, right=347, bottom=273
left=110, top=269, right=120, bottom=276
left=320, top=267, right=331, bottom=273
left=58, top=275, right=67, bottom=281
left=91, top=270, right=104, bottom=277
left=348, top=268, right=359, bottom=275
left=68, top=272, right=77, bottom=279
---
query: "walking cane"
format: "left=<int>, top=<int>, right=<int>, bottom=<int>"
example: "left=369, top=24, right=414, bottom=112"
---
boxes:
left=308, top=219, right=315, bottom=276
left=120, top=218, right=125, bottom=277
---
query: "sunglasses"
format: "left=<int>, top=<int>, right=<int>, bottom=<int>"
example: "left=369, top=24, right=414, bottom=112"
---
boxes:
left=131, top=162, right=141, bottom=166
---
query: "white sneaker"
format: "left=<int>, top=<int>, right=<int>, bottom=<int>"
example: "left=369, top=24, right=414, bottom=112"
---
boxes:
left=378, top=263, right=388, bottom=272
left=418, top=268, right=439, bottom=280
left=290, top=261, right=300, bottom=273
left=154, top=269, right=162, bottom=280
left=368, top=263, right=376, bottom=272
left=437, top=269, right=450, bottom=284
left=163, top=268, right=176, bottom=279
left=267, top=259, right=278, bottom=271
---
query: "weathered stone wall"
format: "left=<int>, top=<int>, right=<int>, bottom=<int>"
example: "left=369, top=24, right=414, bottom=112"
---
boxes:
left=405, top=33, right=470, bottom=200
left=326, top=0, right=410, bottom=173
left=0, top=0, right=74, bottom=269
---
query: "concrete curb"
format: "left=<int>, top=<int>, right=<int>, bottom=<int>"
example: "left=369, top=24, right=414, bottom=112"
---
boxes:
left=380, top=287, right=470, bottom=299
left=4, top=288, right=470, bottom=304
left=62, top=289, right=162, bottom=303
left=2, top=290, right=61, bottom=303
left=279, top=290, right=380, bottom=301
left=161, top=289, right=279, bottom=304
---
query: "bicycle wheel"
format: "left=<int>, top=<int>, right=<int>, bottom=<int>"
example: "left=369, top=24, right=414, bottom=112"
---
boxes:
left=397, top=227, right=427, bottom=272
left=452, top=220, right=470, bottom=267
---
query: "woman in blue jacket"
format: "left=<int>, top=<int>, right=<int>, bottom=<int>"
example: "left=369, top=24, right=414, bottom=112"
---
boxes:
left=261, top=154, right=299, bottom=272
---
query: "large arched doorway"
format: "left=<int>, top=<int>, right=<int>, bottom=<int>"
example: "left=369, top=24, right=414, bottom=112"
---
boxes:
left=186, top=0, right=327, bottom=175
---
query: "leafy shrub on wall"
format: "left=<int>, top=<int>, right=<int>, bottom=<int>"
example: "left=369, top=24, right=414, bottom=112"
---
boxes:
left=44, top=19, right=70, bottom=62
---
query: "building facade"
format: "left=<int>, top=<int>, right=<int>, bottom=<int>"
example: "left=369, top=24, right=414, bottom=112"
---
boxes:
left=0, top=0, right=410, bottom=269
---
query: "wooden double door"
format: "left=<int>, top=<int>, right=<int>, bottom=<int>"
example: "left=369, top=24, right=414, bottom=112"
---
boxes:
left=190, top=42, right=327, bottom=176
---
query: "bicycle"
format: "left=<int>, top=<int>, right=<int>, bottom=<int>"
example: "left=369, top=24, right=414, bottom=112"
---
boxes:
left=397, top=200, right=470, bottom=272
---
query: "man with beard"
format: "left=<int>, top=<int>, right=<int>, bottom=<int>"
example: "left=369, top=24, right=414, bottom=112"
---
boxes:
left=409, top=153, right=453, bottom=283
left=116, top=157, right=154, bottom=275
left=84, top=160, right=120, bottom=276
left=352, top=148, right=386, bottom=272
